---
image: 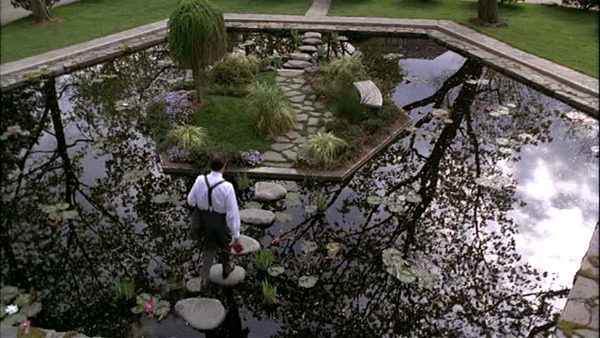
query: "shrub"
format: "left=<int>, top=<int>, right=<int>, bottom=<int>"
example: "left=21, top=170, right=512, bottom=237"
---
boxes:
left=299, top=132, right=348, bottom=167
left=234, top=173, right=251, bottom=190
left=333, top=90, right=365, bottom=124
left=325, top=119, right=363, bottom=151
left=247, top=80, right=297, bottom=137
left=210, top=54, right=262, bottom=94
left=320, top=55, right=367, bottom=86
left=10, top=0, right=59, bottom=10
left=166, top=125, right=210, bottom=152
left=361, top=118, right=385, bottom=135
left=261, top=281, right=278, bottom=305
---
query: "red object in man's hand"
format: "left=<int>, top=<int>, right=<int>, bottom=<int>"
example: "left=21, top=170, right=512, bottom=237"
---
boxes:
left=232, top=239, right=244, bottom=253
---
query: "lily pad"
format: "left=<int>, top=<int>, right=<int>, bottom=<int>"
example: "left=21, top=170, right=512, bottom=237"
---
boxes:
left=431, top=108, right=448, bottom=117
left=275, top=212, right=293, bottom=223
left=301, top=240, right=318, bottom=254
left=0, top=286, right=19, bottom=302
left=367, top=196, right=383, bottom=205
left=62, top=210, right=79, bottom=220
left=298, top=275, right=318, bottom=288
left=405, top=192, right=422, bottom=204
left=498, top=147, right=513, bottom=155
left=495, top=137, right=511, bottom=146
left=506, top=103, right=517, bottom=108
left=326, top=243, right=341, bottom=257
left=591, top=145, right=599, bottom=153
left=245, top=201, right=262, bottom=209
left=284, top=193, right=302, bottom=207
left=443, top=119, right=454, bottom=124
left=267, top=266, right=285, bottom=277
left=152, top=194, right=170, bottom=204
left=304, top=205, right=317, bottom=214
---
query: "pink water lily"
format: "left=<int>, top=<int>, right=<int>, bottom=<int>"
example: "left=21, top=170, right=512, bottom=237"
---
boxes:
left=19, top=320, right=31, bottom=328
left=144, top=301, right=154, bottom=314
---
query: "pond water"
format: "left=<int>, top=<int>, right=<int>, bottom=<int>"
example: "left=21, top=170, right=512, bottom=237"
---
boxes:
left=1, top=34, right=598, bottom=338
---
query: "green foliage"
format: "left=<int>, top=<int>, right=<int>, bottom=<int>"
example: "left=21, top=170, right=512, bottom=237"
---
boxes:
left=131, top=293, right=170, bottom=321
left=261, top=281, right=278, bottom=305
left=333, top=91, right=365, bottom=124
left=313, top=190, right=328, bottom=213
left=168, top=0, right=226, bottom=69
left=255, top=249, right=276, bottom=271
left=319, top=55, right=367, bottom=92
left=10, top=0, right=59, bottom=11
left=142, top=100, right=170, bottom=147
left=361, top=118, right=385, bottom=135
left=290, top=29, right=303, bottom=46
left=247, top=80, right=297, bottom=137
left=234, top=173, right=251, bottom=190
left=210, top=54, right=262, bottom=96
left=0, top=285, right=42, bottom=326
left=300, top=132, right=348, bottom=167
left=324, top=119, right=362, bottom=153
left=166, top=125, right=210, bottom=152
left=114, top=280, right=135, bottom=300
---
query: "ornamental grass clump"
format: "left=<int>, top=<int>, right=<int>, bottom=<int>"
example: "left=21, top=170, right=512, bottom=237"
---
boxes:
left=255, top=249, right=276, bottom=271
left=261, top=281, right=278, bottom=305
left=300, top=132, right=348, bottom=167
left=166, top=125, right=210, bottom=152
left=247, top=80, right=297, bottom=137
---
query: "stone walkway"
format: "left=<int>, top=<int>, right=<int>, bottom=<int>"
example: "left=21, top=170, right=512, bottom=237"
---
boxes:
left=305, top=0, right=332, bottom=17
left=261, top=68, right=331, bottom=168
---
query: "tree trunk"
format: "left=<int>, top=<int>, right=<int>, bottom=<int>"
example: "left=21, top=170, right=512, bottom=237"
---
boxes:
left=192, top=61, right=205, bottom=106
left=30, top=0, right=52, bottom=22
left=478, top=0, right=500, bottom=24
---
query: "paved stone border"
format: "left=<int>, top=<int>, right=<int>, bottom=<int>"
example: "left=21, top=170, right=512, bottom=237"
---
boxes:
left=0, top=324, right=93, bottom=338
left=1, top=14, right=597, bottom=117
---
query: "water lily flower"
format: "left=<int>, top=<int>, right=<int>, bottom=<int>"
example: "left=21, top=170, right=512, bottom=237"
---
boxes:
left=144, top=301, right=154, bottom=314
left=271, top=238, right=280, bottom=245
left=5, top=305, right=18, bottom=315
left=19, top=320, right=31, bottom=328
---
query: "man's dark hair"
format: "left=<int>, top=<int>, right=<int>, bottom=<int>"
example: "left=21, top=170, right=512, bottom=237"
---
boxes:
left=210, top=152, right=228, bottom=171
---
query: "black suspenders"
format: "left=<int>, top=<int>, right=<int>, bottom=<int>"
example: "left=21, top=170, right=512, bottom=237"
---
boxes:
left=203, top=175, right=225, bottom=211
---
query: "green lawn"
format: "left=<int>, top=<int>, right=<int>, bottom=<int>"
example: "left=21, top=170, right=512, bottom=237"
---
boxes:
left=0, top=0, right=310, bottom=63
left=195, top=95, right=273, bottom=153
left=329, top=0, right=599, bottom=78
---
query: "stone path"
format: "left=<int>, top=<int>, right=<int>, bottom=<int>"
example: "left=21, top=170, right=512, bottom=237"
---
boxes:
left=305, top=0, right=332, bottom=17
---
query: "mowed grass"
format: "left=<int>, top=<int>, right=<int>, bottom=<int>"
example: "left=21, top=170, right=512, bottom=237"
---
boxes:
left=329, top=0, right=599, bottom=77
left=0, top=0, right=311, bottom=63
left=194, top=95, right=272, bottom=153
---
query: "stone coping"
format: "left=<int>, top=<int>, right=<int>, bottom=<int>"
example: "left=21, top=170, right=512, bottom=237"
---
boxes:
left=159, top=115, right=411, bottom=181
left=0, top=14, right=597, bottom=117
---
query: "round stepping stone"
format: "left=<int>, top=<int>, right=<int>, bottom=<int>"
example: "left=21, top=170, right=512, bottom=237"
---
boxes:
left=271, top=143, right=294, bottom=151
left=296, top=113, right=309, bottom=122
left=284, top=90, right=302, bottom=97
left=254, top=181, right=287, bottom=201
left=284, top=130, right=302, bottom=140
left=288, top=53, right=313, bottom=62
left=283, top=60, right=313, bottom=70
left=303, top=32, right=322, bottom=39
left=240, top=209, right=275, bottom=226
left=186, top=277, right=203, bottom=293
left=308, top=117, right=319, bottom=126
left=283, top=149, right=298, bottom=160
left=262, top=151, right=286, bottom=162
left=209, top=264, right=246, bottom=286
left=231, top=234, right=261, bottom=255
left=298, top=45, right=318, bottom=53
left=290, top=95, right=306, bottom=103
left=303, top=38, right=322, bottom=45
left=175, top=298, right=226, bottom=331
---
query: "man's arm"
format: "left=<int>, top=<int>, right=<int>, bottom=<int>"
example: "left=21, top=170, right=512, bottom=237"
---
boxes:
left=187, top=176, right=201, bottom=207
left=225, top=184, right=241, bottom=239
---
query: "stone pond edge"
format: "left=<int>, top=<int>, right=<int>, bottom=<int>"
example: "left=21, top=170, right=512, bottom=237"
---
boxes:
left=0, top=15, right=598, bottom=118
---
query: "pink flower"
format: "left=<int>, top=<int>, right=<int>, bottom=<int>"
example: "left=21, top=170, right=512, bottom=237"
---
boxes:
left=144, top=301, right=154, bottom=314
left=271, top=238, right=280, bottom=246
left=19, top=320, right=31, bottom=328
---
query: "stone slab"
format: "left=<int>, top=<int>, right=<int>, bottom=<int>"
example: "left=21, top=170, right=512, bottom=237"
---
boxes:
left=289, top=53, right=313, bottom=62
left=298, top=45, right=318, bottom=53
left=283, top=60, right=313, bottom=69
left=240, top=209, right=275, bottom=226
left=303, top=32, right=323, bottom=39
left=231, top=234, right=261, bottom=255
left=254, top=181, right=287, bottom=201
left=303, top=38, right=323, bottom=45
left=209, top=264, right=246, bottom=286
left=186, top=277, right=203, bottom=293
left=175, top=298, right=226, bottom=331
left=353, top=80, right=383, bottom=109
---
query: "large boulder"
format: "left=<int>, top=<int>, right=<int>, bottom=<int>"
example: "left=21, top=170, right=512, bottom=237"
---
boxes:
left=209, top=264, right=246, bottom=286
left=231, top=234, right=261, bottom=255
left=254, top=182, right=287, bottom=201
left=240, top=209, right=275, bottom=226
left=175, top=298, right=226, bottom=330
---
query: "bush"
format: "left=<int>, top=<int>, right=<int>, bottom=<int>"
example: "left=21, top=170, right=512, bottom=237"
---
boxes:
left=299, top=132, right=348, bottom=167
left=166, top=125, right=210, bottom=152
left=361, top=118, right=385, bottom=135
left=325, top=119, right=362, bottom=152
left=247, top=80, right=297, bottom=137
left=561, top=0, right=598, bottom=9
left=210, top=54, right=262, bottom=95
left=333, top=90, right=365, bottom=124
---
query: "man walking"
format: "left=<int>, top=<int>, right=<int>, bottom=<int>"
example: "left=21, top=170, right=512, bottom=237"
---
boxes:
left=187, top=152, right=241, bottom=281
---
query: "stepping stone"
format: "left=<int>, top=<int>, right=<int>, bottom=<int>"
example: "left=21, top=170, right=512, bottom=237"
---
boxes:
left=288, top=83, right=303, bottom=90
left=302, top=85, right=313, bottom=92
left=303, top=38, right=322, bottom=45
left=296, top=113, right=309, bottom=122
left=292, top=136, right=306, bottom=144
left=271, top=143, right=294, bottom=151
left=298, top=45, right=318, bottom=53
left=284, top=130, right=302, bottom=140
left=288, top=53, right=313, bottom=62
left=291, top=78, right=306, bottom=84
left=303, top=32, right=322, bottom=39
left=290, top=95, right=306, bottom=103
left=314, top=102, right=326, bottom=109
left=262, top=161, right=294, bottom=168
left=308, top=117, right=319, bottom=126
left=307, top=127, right=317, bottom=134
left=231, top=234, right=261, bottom=255
left=262, top=151, right=286, bottom=162
left=186, top=277, right=203, bottom=293
left=283, top=60, right=313, bottom=70
left=284, top=90, right=302, bottom=97
left=277, top=69, right=304, bottom=77
left=209, top=264, right=246, bottom=286
left=275, top=135, right=291, bottom=142
left=293, top=124, right=304, bottom=131
left=283, top=149, right=298, bottom=161
left=254, top=181, right=287, bottom=201
left=175, top=298, right=226, bottom=331
left=240, top=209, right=275, bottom=226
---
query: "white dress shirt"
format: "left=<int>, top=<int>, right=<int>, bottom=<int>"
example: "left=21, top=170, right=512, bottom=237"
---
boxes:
left=187, top=171, right=241, bottom=238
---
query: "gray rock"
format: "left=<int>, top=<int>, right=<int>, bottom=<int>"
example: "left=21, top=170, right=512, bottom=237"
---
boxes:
left=291, top=77, right=306, bottom=84
left=314, top=101, right=326, bottom=109
left=275, top=135, right=291, bottom=142
left=317, top=127, right=327, bottom=133
left=294, top=123, right=304, bottom=131
left=298, top=45, right=318, bottom=53
left=175, top=298, right=226, bottom=330
left=296, top=113, right=309, bottom=122
left=288, top=53, right=313, bottom=62
left=186, top=277, right=203, bottom=293
left=283, top=60, right=313, bottom=70
left=271, top=143, right=294, bottom=151
left=283, top=149, right=298, bottom=160
left=307, top=117, right=319, bottom=126
left=262, top=161, right=294, bottom=168
left=307, top=127, right=317, bottom=134
left=231, top=234, right=261, bottom=255
left=262, top=151, right=287, bottom=162
left=293, top=136, right=306, bottom=144
left=240, top=209, right=275, bottom=226
left=288, top=83, right=303, bottom=90
left=284, top=90, right=302, bottom=97
left=290, top=95, right=306, bottom=103
left=277, top=69, right=304, bottom=77
left=303, top=32, right=322, bottom=39
left=254, top=181, right=287, bottom=201
left=209, top=264, right=246, bottom=286
left=303, top=38, right=322, bottom=46
left=0, top=325, right=17, bottom=338
left=302, top=84, right=313, bottom=92
left=284, top=130, right=302, bottom=140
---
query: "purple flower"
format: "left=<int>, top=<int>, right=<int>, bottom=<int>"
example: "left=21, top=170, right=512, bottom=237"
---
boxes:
left=240, top=150, right=263, bottom=166
left=166, top=146, right=191, bottom=162
left=160, top=91, right=193, bottom=124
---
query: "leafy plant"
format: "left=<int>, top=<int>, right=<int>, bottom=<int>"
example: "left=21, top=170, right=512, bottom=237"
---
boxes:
left=319, top=55, right=367, bottom=92
left=131, top=293, right=170, bottom=321
left=255, top=249, right=276, bottom=271
left=210, top=54, right=262, bottom=95
left=290, top=29, right=303, bottom=47
left=114, top=280, right=135, bottom=300
left=299, top=132, right=348, bottom=167
left=168, top=0, right=227, bottom=104
left=239, top=150, right=263, bottom=166
left=247, top=80, right=297, bottom=137
left=234, top=173, right=251, bottom=190
left=382, top=248, right=436, bottom=290
left=334, top=91, right=365, bottom=124
left=166, top=125, right=210, bottom=152
left=261, top=281, right=278, bottom=305
left=313, top=190, right=328, bottom=213
left=1, top=285, right=42, bottom=327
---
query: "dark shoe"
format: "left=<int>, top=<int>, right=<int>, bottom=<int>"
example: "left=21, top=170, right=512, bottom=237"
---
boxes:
left=222, top=262, right=234, bottom=279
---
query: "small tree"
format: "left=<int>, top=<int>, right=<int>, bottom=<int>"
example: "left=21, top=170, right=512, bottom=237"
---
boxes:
left=11, top=0, right=59, bottom=23
left=168, top=0, right=227, bottom=106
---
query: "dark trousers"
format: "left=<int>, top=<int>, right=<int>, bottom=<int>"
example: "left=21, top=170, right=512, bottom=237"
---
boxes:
left=196, top=209, right=232, bottom=280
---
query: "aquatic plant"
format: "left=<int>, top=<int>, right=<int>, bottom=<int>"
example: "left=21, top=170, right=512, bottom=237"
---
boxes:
left=114, top=280, right=135, bottom=300
left=299, top=132, right=348, bottom=167
left=168, top=0, right=226, bottom=104
left=382, top=248, right=436, bottom=290
left=239, top=150, right=263, bottom=166
left=234, top=173, right=251, bottom=190
left=131, top=293, right=170, bottom=321
left=0, top=285, right=42, bottom=327
left=247, top=80, right=297, bottom=137
left=313, top=190, right=328, bottom=213
left=166, top=125, right=210, bottom=152
left=255, top=249, right=276, bottom=271
left=261, top=281, right=278, bottom=305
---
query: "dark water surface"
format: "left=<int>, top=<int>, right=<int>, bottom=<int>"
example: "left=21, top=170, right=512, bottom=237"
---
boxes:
left=1, top=35, right=598, bottom=338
